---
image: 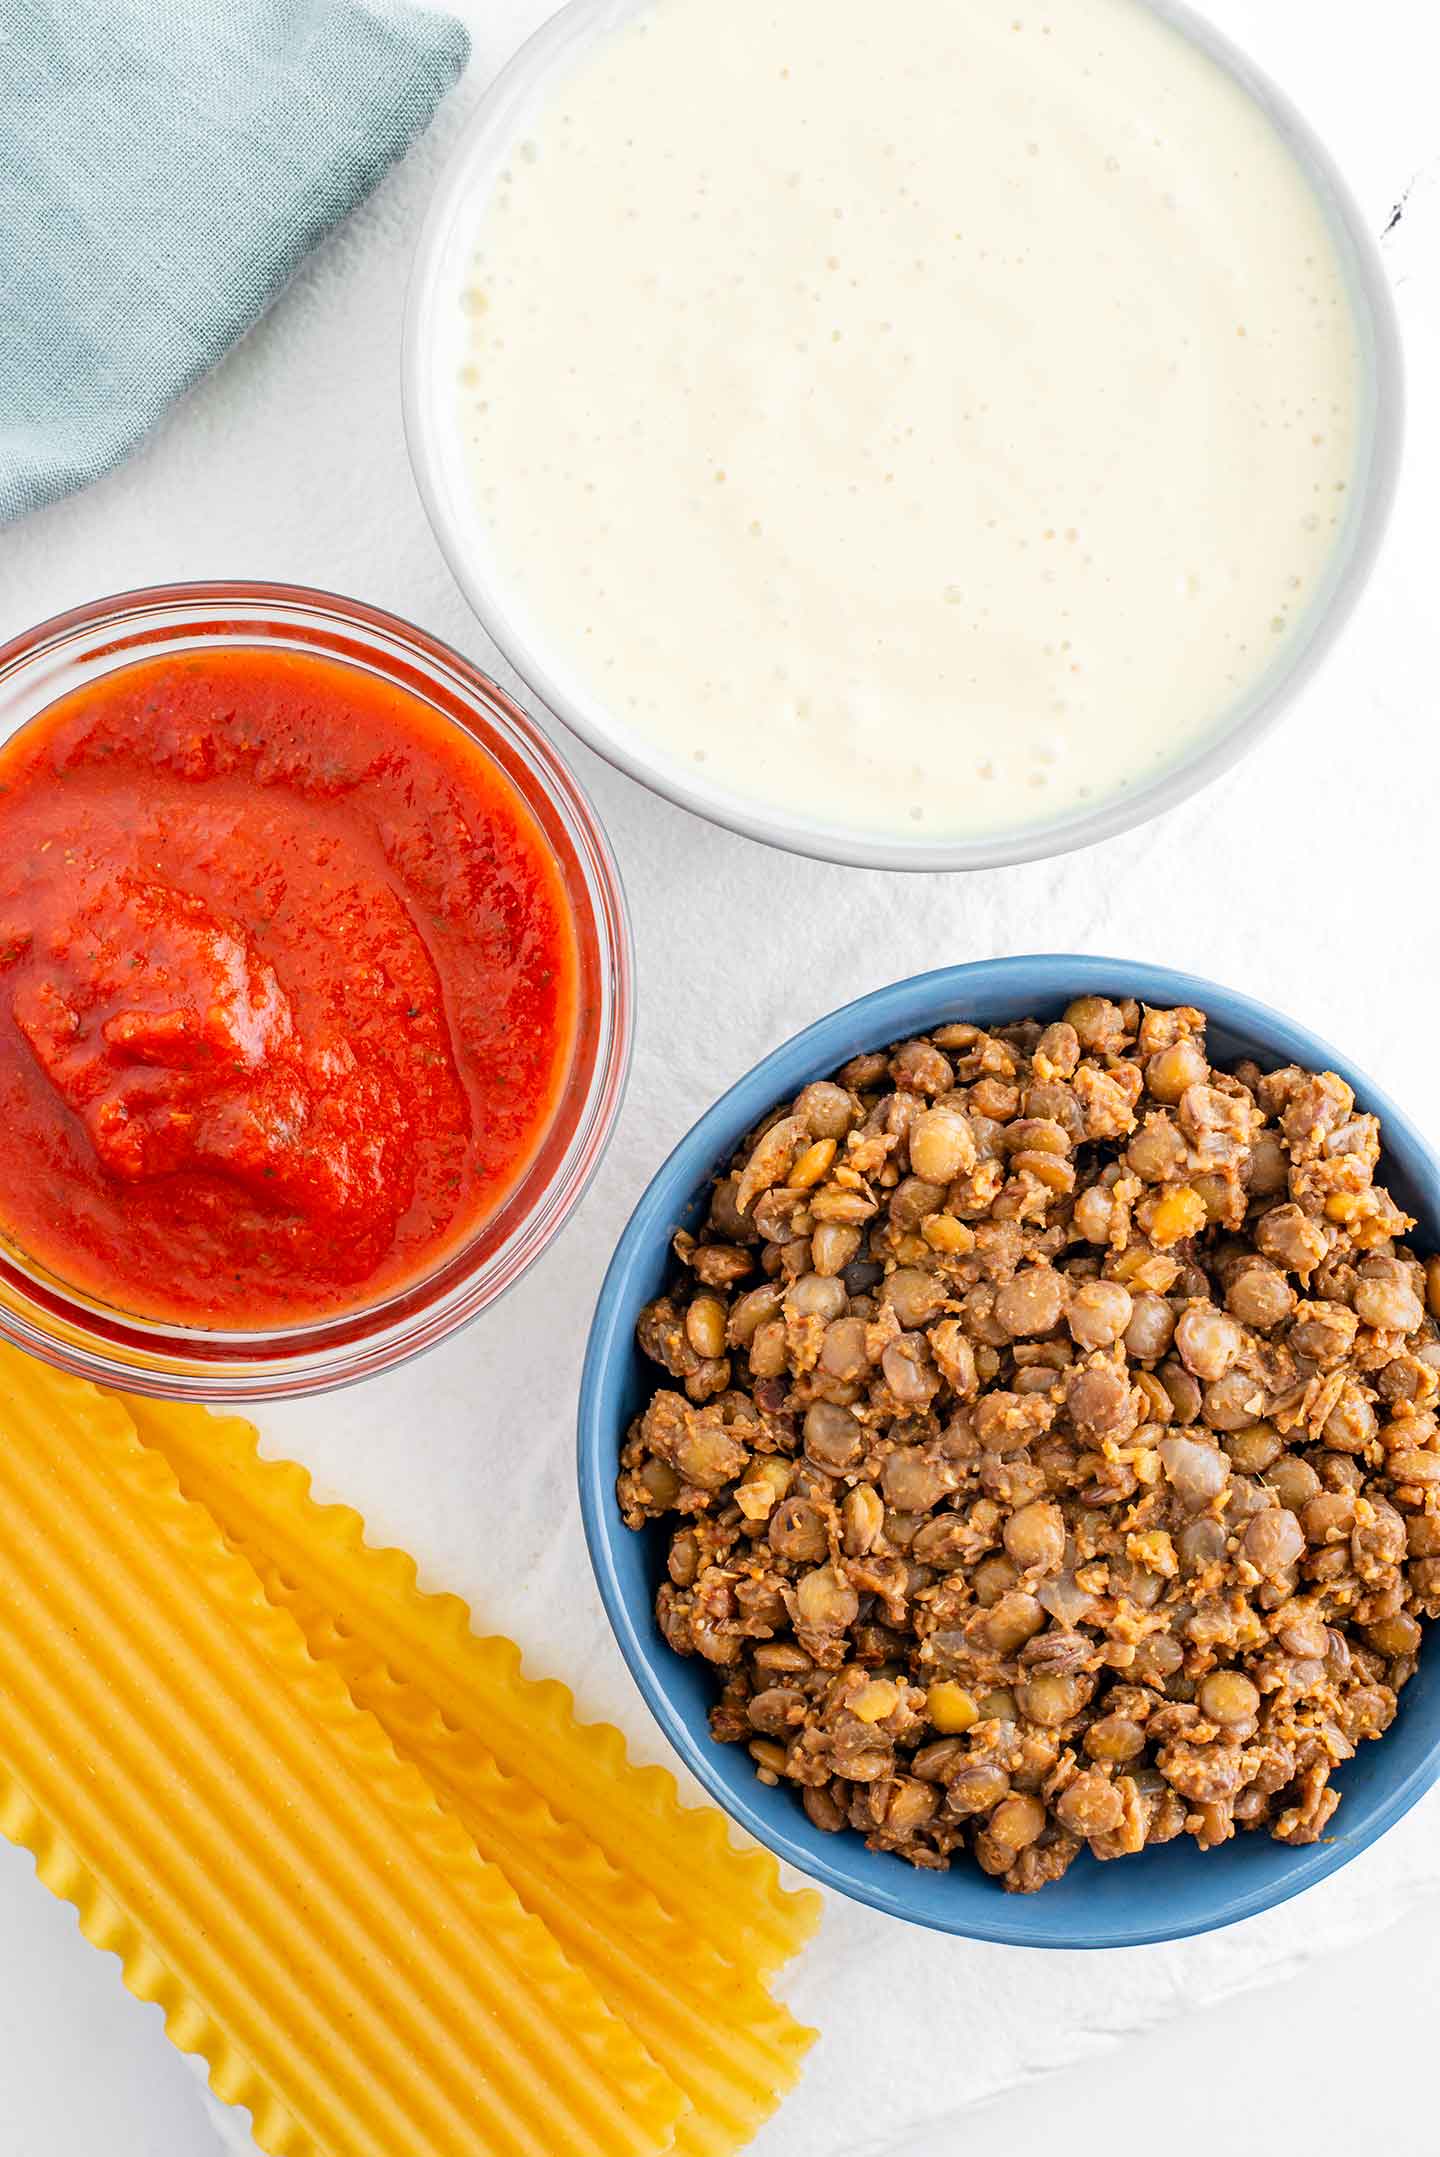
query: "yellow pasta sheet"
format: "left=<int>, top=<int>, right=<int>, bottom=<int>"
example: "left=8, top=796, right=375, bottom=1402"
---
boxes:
left=122, top=1392, right=821, bottom=1975
left=125, top=1394, right=820, bottom=2157
left=0, top=1348, right=684, bottom=2157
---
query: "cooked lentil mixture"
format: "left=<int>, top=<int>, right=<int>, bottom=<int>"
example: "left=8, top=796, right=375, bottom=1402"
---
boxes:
left=617, top=1000, right=1440, bottom=1892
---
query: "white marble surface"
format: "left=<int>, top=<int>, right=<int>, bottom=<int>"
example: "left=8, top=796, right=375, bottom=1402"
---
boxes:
left=2, top=1, right=1438, bottom=2151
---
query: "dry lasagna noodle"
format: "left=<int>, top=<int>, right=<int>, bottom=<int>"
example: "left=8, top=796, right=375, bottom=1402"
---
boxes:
left=0, top=1347, right=686, bottom=2157
left=123, top=1391, right=819, bottom=1977
left=123, top=1392, right=820, bottom=2157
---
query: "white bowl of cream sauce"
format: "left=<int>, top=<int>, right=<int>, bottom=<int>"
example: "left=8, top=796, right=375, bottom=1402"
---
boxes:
left=405, top=0, right=1401, bottom=870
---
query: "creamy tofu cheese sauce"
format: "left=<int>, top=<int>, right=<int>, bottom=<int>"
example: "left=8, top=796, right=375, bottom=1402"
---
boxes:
left=457, top=0, right=1363, bottom=839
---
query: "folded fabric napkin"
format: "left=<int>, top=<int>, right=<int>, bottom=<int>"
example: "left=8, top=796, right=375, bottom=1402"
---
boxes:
left=0, top=0, right=469, bottom=524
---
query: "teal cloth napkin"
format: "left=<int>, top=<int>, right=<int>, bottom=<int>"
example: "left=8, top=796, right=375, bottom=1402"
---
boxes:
left=0, top=0, right=469, bottom=523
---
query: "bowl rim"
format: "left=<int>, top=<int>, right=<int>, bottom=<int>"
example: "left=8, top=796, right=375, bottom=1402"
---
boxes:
left=0, top=579, right=636, bottom=1401
left=578, top=956, right=1440, bottom=1946
left=404, top=0, right=1406, bottom=873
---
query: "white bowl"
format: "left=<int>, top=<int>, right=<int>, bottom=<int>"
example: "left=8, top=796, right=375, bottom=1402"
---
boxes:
left=403, top=0, right=1403, bottom=873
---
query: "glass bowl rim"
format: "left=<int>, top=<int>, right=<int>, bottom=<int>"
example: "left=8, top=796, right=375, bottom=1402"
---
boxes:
left=0, top=579, right=635, bottom=1400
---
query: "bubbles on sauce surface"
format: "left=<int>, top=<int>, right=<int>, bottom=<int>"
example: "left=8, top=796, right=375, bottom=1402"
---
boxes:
left=451, top=0, right=1364, bottom=841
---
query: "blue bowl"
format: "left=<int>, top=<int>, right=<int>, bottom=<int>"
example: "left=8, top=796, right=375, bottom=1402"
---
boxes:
left=579, top=956, right=1440, bottom=1947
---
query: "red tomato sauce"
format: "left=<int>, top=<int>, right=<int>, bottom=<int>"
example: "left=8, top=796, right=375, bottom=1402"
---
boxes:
left=0, top=648, right=579, bottom=1326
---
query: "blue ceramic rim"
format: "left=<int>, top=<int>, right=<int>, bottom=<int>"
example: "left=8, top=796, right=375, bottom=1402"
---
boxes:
left=579, top=956, right=1440, bottom=1948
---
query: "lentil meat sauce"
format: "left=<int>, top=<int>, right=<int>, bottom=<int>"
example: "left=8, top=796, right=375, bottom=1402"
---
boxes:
left=618, top=1000, right=1439, bottom=1892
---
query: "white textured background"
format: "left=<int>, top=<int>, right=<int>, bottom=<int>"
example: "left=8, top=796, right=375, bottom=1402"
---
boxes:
left=2, top=1, right=1438, bottom=2150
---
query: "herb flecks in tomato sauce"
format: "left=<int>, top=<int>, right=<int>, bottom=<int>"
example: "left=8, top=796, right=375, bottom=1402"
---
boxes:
left=0, top=649, right=578, bottom=1325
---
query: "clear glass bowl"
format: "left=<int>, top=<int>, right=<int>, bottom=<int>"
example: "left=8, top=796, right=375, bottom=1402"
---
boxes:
left=0, top=583, right=633, bottom=1399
